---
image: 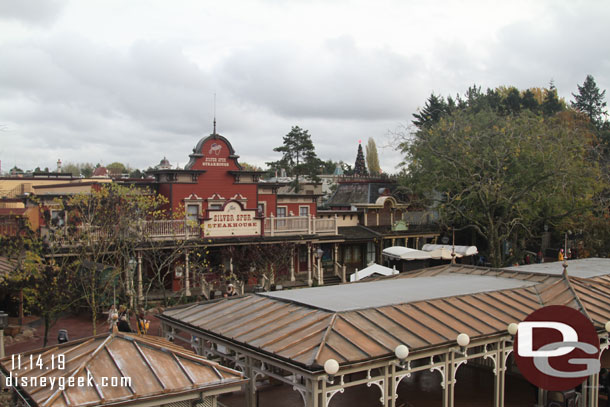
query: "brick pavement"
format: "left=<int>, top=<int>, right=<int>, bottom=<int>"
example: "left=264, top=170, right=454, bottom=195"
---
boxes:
left=4, top=312, right=163, bottom=356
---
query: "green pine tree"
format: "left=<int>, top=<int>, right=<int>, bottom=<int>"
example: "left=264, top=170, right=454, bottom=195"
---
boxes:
left=412, top=93, right=448, bottom=129
left=353, top=143, right=368, bottom=176
left=542, top=81, right=564, bottom=117
left=266, top=126, right=322, bottom=192
left=571, top=74, right=608, bottom=129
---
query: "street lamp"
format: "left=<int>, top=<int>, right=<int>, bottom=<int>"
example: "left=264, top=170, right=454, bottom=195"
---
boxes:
left=324, top=358, right=339, bottom=382
left=456, top=333, right=470, bottom=353
left=0, top=311, right=9, bottom=358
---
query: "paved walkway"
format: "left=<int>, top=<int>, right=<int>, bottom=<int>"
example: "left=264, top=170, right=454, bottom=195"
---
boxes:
left=5, top=312, right=162, bottom=355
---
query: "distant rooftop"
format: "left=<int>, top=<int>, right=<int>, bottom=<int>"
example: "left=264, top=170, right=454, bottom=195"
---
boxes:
left=260, top=273, right=538, bottom=312
left=505, top=257, right=610, bottom=278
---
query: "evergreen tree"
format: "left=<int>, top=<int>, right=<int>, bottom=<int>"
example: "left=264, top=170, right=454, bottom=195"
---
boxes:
left=412, top=93, right=448, bottom=129
left=571, top=74, right=608, bottom=129
left=353, top=142, right=368, bottom=176
left=502, top=87, right=522, bottom=115
left=542, top=81, right=564, bottom=116
left=365, top=138, right=381, bottom=175
left=521, top=89, right=540, bottom=113
left=267, top=126, right=322, bottom=191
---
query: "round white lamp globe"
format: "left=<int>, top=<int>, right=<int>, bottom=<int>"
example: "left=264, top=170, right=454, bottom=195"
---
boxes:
left=605, top=321, right=610, bottom=333
left=456, top=333, right=470, bottom=348
left=507, top=323, right=519, bottom=336
left=394, top=344, right=409, bottom=360
left=324, top=359, right=339, bottom=376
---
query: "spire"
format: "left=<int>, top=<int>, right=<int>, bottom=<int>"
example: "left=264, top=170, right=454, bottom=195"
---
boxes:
left=213, top=92, right=217, bottom=135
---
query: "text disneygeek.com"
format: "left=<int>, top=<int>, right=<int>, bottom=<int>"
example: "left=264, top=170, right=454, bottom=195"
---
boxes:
left=5, top=371, right=132, bottom=391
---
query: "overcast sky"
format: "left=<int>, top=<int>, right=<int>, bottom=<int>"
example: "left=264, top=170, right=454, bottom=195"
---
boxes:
left=0, top=0, right=608, bottom=174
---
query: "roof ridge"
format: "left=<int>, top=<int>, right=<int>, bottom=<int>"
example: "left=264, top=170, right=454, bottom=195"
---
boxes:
left=313, top=314, right=337, bottom=366
left=42, top=334, right=115, bottom=406
left=562, top=273, right=594, bottom=323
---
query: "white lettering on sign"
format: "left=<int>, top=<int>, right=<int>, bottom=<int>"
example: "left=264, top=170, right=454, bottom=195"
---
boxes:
left=202, top=157, right=229, bottom=167
left=204, top=201, right=260, bottom=237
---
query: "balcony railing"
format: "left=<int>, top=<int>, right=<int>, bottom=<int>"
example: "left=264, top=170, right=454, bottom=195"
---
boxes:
left=140, top=219, right=200, bottom=240
left=40, top=214, right=339, bottom=243
left=264, top=215, right=338, bottom=236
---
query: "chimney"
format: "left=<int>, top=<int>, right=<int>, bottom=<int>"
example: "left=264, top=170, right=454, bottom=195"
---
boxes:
left=280, top=168, right=287, bottom=178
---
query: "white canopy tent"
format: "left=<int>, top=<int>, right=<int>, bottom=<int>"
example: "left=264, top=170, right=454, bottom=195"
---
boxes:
left=382, top=246, right=432, bottom=261
left=427, top=247, right=462, bottom=260
left=422, top=244, right=478, bottom=257
left=350, top=262, right=398, bottom=282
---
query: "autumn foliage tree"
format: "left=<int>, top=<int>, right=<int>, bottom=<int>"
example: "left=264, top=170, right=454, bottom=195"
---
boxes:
left=401, top=107, right=602, bottom=267
left=0, top=230, right=79, bottom=347
left=53, top=183, right=170, bottom=334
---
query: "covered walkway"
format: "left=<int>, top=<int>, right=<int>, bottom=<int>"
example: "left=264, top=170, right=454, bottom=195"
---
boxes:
left=159, top=260, right=610, bottom=407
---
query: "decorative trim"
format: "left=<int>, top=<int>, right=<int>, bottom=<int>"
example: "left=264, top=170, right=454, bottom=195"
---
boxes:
left=429, top=356, right=446, bottom=389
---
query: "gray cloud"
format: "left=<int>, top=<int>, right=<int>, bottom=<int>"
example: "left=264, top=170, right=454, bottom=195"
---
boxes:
left=0, top=0, right=65, bottom=26
left=217, top=36, right=423, bottom=121
left=1, top=0, right=609, bottom=175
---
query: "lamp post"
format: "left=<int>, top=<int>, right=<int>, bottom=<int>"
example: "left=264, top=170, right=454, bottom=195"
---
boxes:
left=128, top=258, right=137, bottom=308
left=0, top=311, right=8, bottom=358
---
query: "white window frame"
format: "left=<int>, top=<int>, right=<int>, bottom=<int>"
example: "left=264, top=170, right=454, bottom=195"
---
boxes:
left=50, top=209, right=66, bottom=228
left=257, top=202, right=266, bottom=217
left=299, top=205, right=310, bottom=217
left=186, top=203, right=200, bottom=223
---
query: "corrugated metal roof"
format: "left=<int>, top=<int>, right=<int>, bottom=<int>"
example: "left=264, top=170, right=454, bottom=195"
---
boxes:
left=260, top=274, right=539, bottom=312
left=0, top=332, right=244, bottom=407
left=162, top=263, right=610, bottom=371
left=505, top=257, right=610, bottom=278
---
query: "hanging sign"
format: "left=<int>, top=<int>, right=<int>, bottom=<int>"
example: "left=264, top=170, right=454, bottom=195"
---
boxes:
left=203, top=201, right=261, bottom=237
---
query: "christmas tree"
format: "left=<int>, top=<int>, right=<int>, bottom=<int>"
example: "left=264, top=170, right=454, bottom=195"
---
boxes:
left=353, top=141, right=368, bottom=176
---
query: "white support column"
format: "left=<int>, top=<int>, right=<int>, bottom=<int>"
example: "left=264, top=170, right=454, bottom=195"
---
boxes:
left=383, top=365, right=390, bottom=407
left=307, top=245, right=312, bottom=286
left=493, top=341, right=507, bottom=407
left=537, top=388, right=544, bottom=407
left=442, top=352, right=455, bottom=407
left=318, top=250, right=323, bottom=286
left=185, top=249, right=191, bottom=296
left=244, top=356, right=257, bottom=407
left=587, top=372, right=599, bottom=407
left=137, top=251, right=143, bottom=303
left=333, top=244, right=338, bottom=278
left=290, top=247, right=296, bottom=282
left=307, top=378, right=319, bottom=407
left=388, top=364, right=396, bottom=407
left=270, top=214, right=275, bottom=236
